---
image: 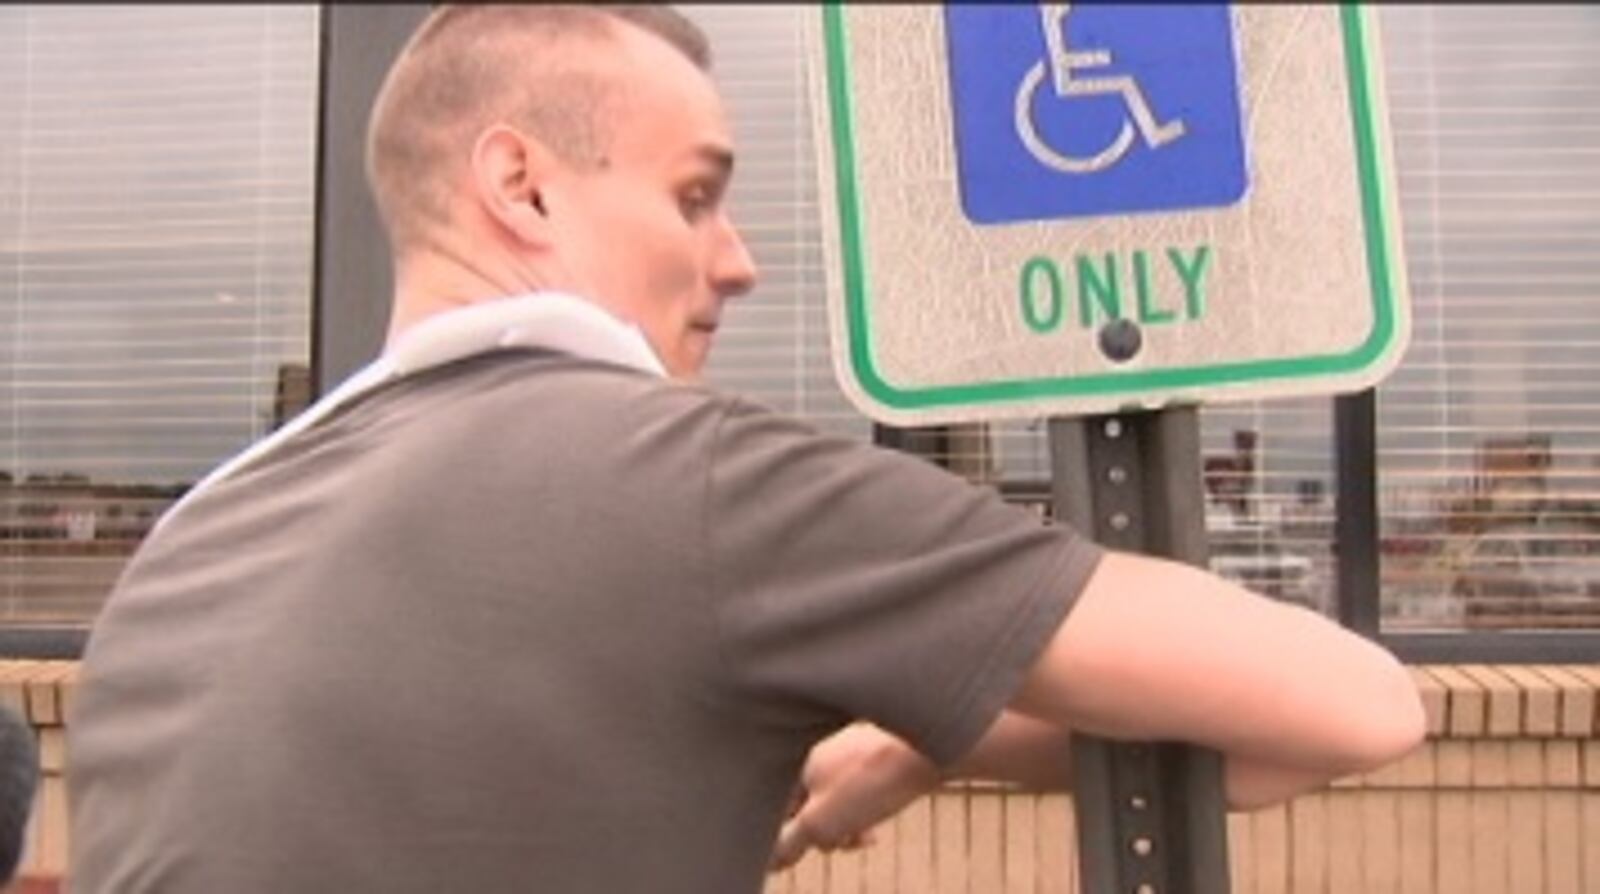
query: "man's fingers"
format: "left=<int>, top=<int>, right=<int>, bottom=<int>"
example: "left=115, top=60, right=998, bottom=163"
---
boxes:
left=768, top=819, right=810, bottom=872
left=784, top=781, right=808, bottom=818
left=768, top=811, right=883, bottom=874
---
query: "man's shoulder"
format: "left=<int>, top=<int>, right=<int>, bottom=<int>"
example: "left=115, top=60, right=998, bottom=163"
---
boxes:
left=374, top=349, right=747, bottom=462
left=399, top=348, right=732, bottom=417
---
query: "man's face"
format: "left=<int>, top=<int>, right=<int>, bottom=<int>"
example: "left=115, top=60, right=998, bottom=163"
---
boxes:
left=540, top=28, right=758, bottom=380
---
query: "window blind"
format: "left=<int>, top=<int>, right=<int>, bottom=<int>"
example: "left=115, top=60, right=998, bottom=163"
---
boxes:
left=1375, top=5, right=1600, bottom=632
left=0, top=5, right=320, bottom=622
left=689, top=5, right=871, bottom=443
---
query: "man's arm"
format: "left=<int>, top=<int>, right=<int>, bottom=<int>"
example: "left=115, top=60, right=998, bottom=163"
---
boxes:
left=947, top=710, right=1358, bottom=808
left=1013, top=549, right=1425, bottom=772
left=772, top=707, right=1380, bottom=870
left=771, top=550, right=1426, bottom=870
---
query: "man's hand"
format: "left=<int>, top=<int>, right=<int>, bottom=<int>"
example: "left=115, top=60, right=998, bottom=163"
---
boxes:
left=769, top=723, right=942, bottom=873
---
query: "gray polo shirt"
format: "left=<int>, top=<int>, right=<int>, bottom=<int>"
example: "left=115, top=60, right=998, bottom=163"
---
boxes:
left=68, top=306, right=1101, bottom=893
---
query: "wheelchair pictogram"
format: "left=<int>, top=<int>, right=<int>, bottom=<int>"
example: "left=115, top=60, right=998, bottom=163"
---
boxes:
left=944, top=2, right=1246, bottom=222
left=1014, top=3, right=1188, bottom=175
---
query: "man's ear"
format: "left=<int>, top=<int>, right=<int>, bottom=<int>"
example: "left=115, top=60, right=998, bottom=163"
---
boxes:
left=470, top=124, right=557, bottom=248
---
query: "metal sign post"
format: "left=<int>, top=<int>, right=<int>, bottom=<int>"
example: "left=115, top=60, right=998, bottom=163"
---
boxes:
left=1048, top=407, right=1228, bottom=894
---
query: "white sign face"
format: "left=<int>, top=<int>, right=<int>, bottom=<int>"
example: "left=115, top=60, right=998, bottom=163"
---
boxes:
left=807, top=4, right=1411, bottom=425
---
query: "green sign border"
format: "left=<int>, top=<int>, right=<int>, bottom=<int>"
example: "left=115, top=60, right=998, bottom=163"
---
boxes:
left=821, top=4, right=1400, bottom=411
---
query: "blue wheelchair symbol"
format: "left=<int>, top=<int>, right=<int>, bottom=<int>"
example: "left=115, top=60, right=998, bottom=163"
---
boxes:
left=945, top=3, right=1248, bottom=224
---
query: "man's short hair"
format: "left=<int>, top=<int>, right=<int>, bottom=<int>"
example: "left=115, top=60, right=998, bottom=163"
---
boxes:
left=365, top=4, right=711, bottom=255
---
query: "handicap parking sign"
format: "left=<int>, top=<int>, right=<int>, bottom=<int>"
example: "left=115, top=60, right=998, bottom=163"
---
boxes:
left=945, top=4, right=1249, bottom=224
left=808, top=5, right=1409, bottom=424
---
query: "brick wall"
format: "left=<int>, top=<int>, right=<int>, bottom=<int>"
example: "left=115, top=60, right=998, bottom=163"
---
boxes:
left=8, top=662, right=1598, bottom=894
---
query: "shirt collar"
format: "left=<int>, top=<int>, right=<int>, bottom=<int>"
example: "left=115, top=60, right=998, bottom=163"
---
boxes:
left=383, top=291, right=667, bottom=379
left=155, top=292, right=664, bottom=533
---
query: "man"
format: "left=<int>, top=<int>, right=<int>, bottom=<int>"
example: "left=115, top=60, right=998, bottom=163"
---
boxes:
left=68, top=6, right=1424, bottom=892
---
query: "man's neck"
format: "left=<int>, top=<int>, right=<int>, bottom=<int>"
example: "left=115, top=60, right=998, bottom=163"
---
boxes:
left=386, top=241, right=553, bottom=349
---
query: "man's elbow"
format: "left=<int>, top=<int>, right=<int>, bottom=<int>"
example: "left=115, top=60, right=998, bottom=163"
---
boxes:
left=1339, top=661, right=1428, bottom=774
left=1225, top=668, right=1426, bottom=813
